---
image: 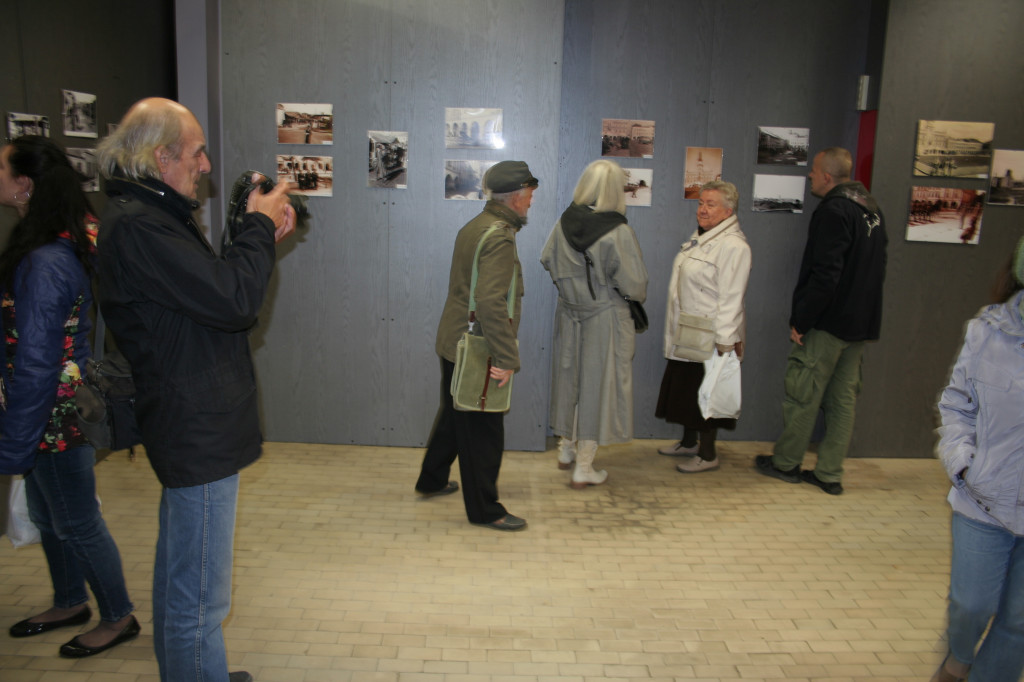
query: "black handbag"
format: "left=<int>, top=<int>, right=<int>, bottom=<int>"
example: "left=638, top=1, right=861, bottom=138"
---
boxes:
left=623, top=295, right=648, bottom=333
left=75, top=311, right=142, bottom=452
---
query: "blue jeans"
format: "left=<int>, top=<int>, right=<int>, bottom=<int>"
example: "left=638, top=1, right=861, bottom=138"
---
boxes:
left=153, top=475, right=239, bottom=682
left=947, top=512, right=1024, bottom=680
left=24, top=444, right=133, bottom=622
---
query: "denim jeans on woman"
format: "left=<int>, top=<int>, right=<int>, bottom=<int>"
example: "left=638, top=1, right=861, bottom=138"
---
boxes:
left=948, top=512, right=1024, bottom=680
left=153, top=474, right=239, bottom=682
left=24, top=444, right=134, bottom=621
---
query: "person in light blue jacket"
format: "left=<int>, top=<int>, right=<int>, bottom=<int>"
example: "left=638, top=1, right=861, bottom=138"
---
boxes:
left=933, top=238, right=1024, bottom=682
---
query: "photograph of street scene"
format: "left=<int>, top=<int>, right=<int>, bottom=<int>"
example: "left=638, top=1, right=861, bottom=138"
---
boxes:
left=913, top=120, right=994, bottom=178
left=276, top=155, right=333, bottom=197
left=368, top=130, right=408, bottom=189
left=623, top=168, right=652, bottom=207
left=62, top=90, right=97, bottom=138
left=756, top=126, right=809, bottom=165
left=445, top=108, right=503, bottom=150
left=989, top=149, right=1024, bottom=206
left=683, top=147, right=722, bottom=199
left=752, top=174, right=805, bottom=213
left=277, top=103, right=333, bottom=145
left=444, top=159, right=497, bottom=200
left=905, top=186, right=985, bottom=244
left=601, top=118, right=654, bottom=159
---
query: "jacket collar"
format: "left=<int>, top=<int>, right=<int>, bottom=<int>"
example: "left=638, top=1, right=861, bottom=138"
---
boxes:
left=980, top=290, right=1024, bottom=338
left=106, top=175, right=201, bottom=220
left=686, top=214, right=740, bottom=248
left=483, top=199, right=525, bottom=231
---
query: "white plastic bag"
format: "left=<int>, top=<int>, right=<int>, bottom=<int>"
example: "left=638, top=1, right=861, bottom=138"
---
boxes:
left=698, top=350, right=741, bottom=420
left=6, top=476, right=40, bottom=548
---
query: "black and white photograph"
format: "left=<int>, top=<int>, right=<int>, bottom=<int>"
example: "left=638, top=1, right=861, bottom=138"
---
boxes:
left=752, top=174, right=805, bottom=213
left=914, top=120, right=994, bottom=178
left=601, top=119, right=654, bottom=158
left=445, top=108, right=503, bottom=149
left=906, top=186, right=986, bottom=244
left=623, top=168, right=653, bottom=207
left=276, top=154, right=333, bottom=197
left=62, top=89, right=97, bottom=138
left=277, top=103, right=333, bottom=145
left=683, top=147, right=723, bottom=199
left=7, top=112, right=50, bottom=139
left=444, top=159, right=497, bottom=200
left=368, top=130, right=408, bottom=189
left=989, top=149, right=1024, bottom=206
left=66, top=147, right=99, bottom=193
left=757, top=126, right=809, bottom=165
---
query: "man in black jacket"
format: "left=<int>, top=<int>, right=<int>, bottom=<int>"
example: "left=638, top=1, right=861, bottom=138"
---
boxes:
left=755, top=147, right=887, bottom=495
left=96, top=98, right=295, bottom=682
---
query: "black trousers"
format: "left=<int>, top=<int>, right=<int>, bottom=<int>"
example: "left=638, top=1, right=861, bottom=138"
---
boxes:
left=416, top=358, right=507, bottom=524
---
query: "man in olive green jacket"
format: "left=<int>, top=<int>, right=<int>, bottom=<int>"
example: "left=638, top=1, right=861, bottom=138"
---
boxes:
left=415, top=161, right=538, bottom=532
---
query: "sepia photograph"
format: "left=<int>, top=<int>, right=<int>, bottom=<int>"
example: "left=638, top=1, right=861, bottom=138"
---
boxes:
left=989, top=149, right=1024, bottom=206
left=444, top=159, right=497, bottom=200
left=601, top=119, right=654, bottom=158
left=905, top=186, right=986, bottom=244
left=7, top=112, right=50, bottom=139
left=914, top=120, right=994, bottom=178
left=62, top=90, right=97, bottom=138
left=752, top=174, right=805, bottom=213
left=276, top=154, right=333, bottom=197
left=445, top=108, right=503, bottom=150
left=66, top=147, right=99, bottom=193
left=277, top=103, right=333, bottom=145
left=757, top=126, right=809, bottom=165
left=623, top=168, right=653, bottom=207
left=683, top=147, right=723, bottom=199
left=368, top=130, right=408, bottom=189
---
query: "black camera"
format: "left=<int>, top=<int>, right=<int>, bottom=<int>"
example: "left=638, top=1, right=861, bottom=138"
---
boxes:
left=224, top=170, right=309, bottom=248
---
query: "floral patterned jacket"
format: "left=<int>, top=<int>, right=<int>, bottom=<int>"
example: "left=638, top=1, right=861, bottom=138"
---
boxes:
left=0, top=231, right=94, bottom=474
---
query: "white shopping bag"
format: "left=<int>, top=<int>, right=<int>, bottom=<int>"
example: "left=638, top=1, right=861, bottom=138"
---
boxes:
left=6, top=477, right=40, bottom=548
left=698, top=350, right=741, bottom=420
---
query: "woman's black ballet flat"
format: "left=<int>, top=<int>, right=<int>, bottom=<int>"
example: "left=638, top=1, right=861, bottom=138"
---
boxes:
left=9, top=606, right=92, bottom=638
left=58, top=615, right=139, bottom=658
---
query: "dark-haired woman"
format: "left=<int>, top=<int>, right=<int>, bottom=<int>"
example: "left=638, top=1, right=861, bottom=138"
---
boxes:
left=932, top=239, right=1024, bottom=682
left=0, top=136, right=137, bottom=657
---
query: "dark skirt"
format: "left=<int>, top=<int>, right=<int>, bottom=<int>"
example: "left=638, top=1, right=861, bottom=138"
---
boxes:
left=655, top=359, right=737, bottom=431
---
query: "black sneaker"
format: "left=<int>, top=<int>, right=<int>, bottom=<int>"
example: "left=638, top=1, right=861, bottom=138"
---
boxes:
left=800, top=470, right=843, bottom=495
left=754, top=454, right=801, bottom=484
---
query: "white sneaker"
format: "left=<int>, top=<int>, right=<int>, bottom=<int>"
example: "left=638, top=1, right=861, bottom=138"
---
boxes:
left=675, top=456, right=719, bottom=473
left=658, top=441, right=699, bottom=456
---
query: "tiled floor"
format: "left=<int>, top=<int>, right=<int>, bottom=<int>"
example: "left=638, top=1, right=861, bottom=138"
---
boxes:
left=0, top=440, right=954, bottom=681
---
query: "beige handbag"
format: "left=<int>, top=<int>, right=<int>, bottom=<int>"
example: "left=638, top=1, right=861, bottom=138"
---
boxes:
left=672, top=312, right=716, bottom=361
left=450, top=224, right=517, bottom=412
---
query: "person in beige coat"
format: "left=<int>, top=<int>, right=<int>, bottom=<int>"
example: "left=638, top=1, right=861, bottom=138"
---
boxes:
left=656, top=181, right=751, bottom=473
left=541, top=160, right=648, bottom=489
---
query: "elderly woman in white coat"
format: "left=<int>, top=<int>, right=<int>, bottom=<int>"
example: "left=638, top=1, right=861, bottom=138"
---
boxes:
left=656, top=180, right=751, bottom=473
left=541, top=160, right=648, bottom=489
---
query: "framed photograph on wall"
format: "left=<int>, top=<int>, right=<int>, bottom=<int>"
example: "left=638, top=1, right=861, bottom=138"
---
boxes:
left=756, top=126, right=809, bottom=166
left=276, top=154, right=333, bottom=197
left=989, top=149, right=1024, bottom=206
left=445, top=108, right=503, bottom=150
left=906, top=186, right=985, bottom=244
left=62, top=90, right=97, bottom=138
left=444, top=159, right=497, bottom=199
left=683, top=147, right=723, bottom=199
left=277, top=103, right=333, bottom=144
left=7, top=112, right=50, bottom=139
left=752, top=174, right=805, bottom=213
left=368, top=131, right=408, bottom=189
left=66, top=147, right=99, bottom=192
left=623, top=168, right=653, bottom=207
left=601, top=119, right=655, bottom=158
left=914, top=120, right=994, bottom=178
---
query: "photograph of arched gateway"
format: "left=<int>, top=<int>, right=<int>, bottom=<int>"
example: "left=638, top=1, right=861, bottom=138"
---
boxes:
left=276, top=154, right=334, bottom=197
left=277, top=102, right=334, bottom=145
left=445, top=107, right=503, bottom=149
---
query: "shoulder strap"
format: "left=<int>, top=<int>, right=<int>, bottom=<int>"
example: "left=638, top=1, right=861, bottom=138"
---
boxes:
left=468, top=222, right=518, bottom=324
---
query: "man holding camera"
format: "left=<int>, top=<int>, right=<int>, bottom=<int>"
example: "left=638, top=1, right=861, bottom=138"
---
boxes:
left=96, top=97, right=295, bottom=682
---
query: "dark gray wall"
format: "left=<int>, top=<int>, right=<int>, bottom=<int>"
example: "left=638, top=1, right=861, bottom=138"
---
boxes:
left=559, top=0, right=875, bottom=442
left=857, top=0, right=1024, bottom=458
left=216, top=0, right=564, bottom=450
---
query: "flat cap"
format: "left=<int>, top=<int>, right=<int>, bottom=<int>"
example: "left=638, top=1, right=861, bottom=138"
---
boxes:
left=485, top=160, right=539, bottom=193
